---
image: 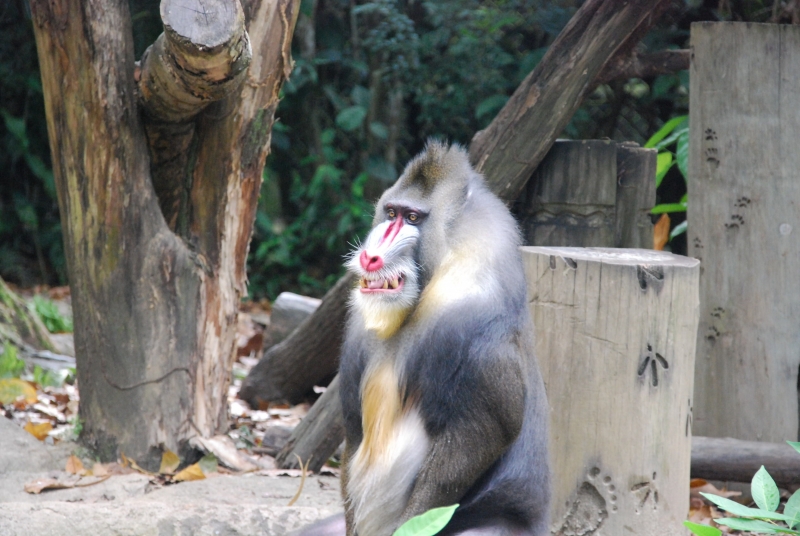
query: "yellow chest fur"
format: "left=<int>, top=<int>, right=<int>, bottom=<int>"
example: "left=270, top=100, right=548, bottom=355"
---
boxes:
left=357, top=360, right=402, bottom=466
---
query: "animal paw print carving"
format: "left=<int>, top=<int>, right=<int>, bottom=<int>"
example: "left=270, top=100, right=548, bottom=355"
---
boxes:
left=705, top=147, right=720, bottom=167
left=693, top=237, right=704, bottom=250
left=710, top=307, right=725, bottom=319
left=686, top=398, right=693, bottom=437
left=631, top=475, right=659, bottom=514
left=585, top=467, right=619, bottom=514
left=706, top=325, right=720, bottom=343
left=638, top=344, right=668, bottom=387
left=704, top=129, right=717, bottom=141
left=724, top=214, right=744, bottom=230
left=734, top=196, right=751, bottom=208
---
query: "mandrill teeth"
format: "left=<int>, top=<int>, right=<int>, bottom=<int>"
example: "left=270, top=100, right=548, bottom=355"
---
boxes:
left=382, top=280, right=389, bottom=290
left=360, top=278, right=367, bottom=288
left=390, top=277, right=399, bottom=289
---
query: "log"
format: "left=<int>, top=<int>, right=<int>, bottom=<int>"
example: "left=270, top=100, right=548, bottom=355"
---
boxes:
left=517, top=140, right=655, bottom=248
left=275, top=375, right=345, bottom=472
left=263, top=292, right=321, bottom=349
left=242, top=0, right=670, bottom=406
left=688, top=22, right=800, bottom=443
left=30, top=0, right=299, bottom=468
left=469, top=0, right=670, bottom=201
left=522, top=247, right=699, bottom=535
left=238, top=275, right=353, bottom=406
left=692, top=436, right=800, bottom=487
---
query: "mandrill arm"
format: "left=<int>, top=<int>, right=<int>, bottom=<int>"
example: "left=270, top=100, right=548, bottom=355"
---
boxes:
left=400, top=345, right=526, bottom=526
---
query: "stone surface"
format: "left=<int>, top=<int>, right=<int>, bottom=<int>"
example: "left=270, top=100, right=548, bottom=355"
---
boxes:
left=0, top=417, right=343, bottom=535
left=263, top=293, right=322, bottom=349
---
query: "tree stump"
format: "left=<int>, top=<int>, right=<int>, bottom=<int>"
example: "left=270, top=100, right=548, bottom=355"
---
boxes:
left=517, top=140, right=655, bottom=248
left=689, top=22, right=800, bottom=443
left=521, top=247, right=699, bottom=535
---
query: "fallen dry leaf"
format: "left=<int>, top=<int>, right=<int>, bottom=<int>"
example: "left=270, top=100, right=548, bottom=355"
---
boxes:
left=65, top=455, right=87, bottom=475
left=24, top=421, right=52, bottom=441
left=173, top=462, right=205, bottom=482
left=0, top=378, right=37, bottom=404
left=653, top=213, right=670, bottom=251
left=159, top=450, right=180, bottom=475
left=24, top=474, right=110, bottom=494
left=690, top=479, right=741, bottom=499
left=91, top=462, right=109, bottom=477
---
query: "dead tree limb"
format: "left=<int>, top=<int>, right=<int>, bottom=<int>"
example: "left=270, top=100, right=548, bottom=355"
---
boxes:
left=594, top=49, right=690, bottom=88
left=692, top=436, right=800, bottom=487
left=469, top=0, right=671, bottom=201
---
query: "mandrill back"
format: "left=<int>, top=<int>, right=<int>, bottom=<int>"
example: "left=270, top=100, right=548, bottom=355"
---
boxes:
left=339, top=141, right=550, bottom=536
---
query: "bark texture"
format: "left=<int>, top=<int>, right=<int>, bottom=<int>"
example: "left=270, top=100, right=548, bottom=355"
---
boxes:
left=30, top=0, right=299, bottom=468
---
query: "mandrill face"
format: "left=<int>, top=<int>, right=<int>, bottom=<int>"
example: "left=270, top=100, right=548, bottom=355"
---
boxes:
left=346, top=202, right=424, bottom=311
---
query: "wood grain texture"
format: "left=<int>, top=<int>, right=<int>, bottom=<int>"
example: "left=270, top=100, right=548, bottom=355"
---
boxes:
left=688, top=22, right=800, bottom=443
left=522, top=247, right=699, bottom=535
left=517, top=140, right=655, bottom=249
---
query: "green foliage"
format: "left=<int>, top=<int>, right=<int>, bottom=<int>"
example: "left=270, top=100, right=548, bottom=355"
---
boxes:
left=392, top=504, right=458, bottom=536
left=687, top=447, right=800, bottom=535
left=0, top=342, right=25, bottom=379
left=646, top=115, right=689, bottom=243
left=31, top=295, right=73, bottom=333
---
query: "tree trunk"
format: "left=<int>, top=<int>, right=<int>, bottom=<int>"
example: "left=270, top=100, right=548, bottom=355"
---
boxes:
left=241, top=0, right=671, bottom=407
left=30, top=0, right=299, bottom=469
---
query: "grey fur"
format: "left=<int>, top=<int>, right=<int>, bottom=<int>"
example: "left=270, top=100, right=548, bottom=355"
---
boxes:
left=340, top=141, right=550, bottom=536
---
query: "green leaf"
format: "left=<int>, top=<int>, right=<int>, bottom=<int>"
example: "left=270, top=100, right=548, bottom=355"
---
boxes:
left=785, top=489, right=800, bottom=529
left=683, top=521, right=722, bottom=536
left=701, top=493, right=790, bottom=522
left=753, top=466, right=781, bottom=512
left=652, top=202, right=687, bottom=215
left=655, top=152, right=674, bottom=188
left=335, top=106, right=367, bottom=131
left=670, top=220, right=688, bottom=240
left=645, top=115, right=688, bottom=148
left=787, top=441, right=800, bottom=455
left=392, top=504, right=458, bottom=536
left=369, top=121, right=389, bottom=139
left=716, top=517, right=800, bottom=534
left=676, top=129, right=689, bottom=179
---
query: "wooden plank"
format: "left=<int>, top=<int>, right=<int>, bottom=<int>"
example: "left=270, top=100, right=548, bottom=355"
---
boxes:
left=517, top=140, right=655, bottom=248
left=522, top=246, right=699, bottom=535
left=689, top=22, right=800, bottom=442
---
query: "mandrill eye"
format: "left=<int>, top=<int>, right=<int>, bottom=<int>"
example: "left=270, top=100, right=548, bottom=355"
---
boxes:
left=406, top=212, right=419, bottom=224
left=387, top=208, right=396, bottom=219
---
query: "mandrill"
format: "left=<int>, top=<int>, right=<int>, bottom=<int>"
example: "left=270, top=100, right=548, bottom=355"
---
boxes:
left=335, top=141, right=550, bottom=536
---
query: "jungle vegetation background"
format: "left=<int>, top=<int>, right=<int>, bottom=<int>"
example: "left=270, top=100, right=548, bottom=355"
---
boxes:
left=0, top=0, right=788, bottom=300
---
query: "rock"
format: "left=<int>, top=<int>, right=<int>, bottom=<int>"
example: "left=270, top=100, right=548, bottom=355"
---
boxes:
left=263, top=293, right=321, bottom=349
left=0, top=417, right=343, bottom=535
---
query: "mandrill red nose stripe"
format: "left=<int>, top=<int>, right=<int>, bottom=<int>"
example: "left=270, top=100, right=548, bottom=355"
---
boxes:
left=379, top=217, right=404, bottom=247
left=360, top=250, right=384, bottom=272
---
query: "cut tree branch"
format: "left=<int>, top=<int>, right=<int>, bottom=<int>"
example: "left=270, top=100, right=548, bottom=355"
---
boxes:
left=138, top=0, right=252, bottom=123
left=594, top=49, right=690, bottom=88
left=692, top=436, right=800, bottom=487
left=469, top=0, right=671, bottom=202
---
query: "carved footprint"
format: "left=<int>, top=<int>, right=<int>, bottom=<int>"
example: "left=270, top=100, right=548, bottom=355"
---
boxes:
left=552, top=467, right=618, bottom=536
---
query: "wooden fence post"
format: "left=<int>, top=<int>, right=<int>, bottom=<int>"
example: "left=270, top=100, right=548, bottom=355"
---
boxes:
left=517, top=140, right=656, bottom=248
left=522, top=246, right=699, bottom=535
left=689, top=22, right=800, bottom=442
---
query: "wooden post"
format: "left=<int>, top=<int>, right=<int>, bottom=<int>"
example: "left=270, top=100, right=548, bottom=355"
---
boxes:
left=689, top=22, right=800, bottom=443
left=517, top=140, right=655, bottom=248
left=522, top=246, right=699, bottom=535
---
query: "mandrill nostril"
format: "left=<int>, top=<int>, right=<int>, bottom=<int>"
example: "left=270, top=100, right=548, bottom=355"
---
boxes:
left=360, top=250, right=384, bottom=272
